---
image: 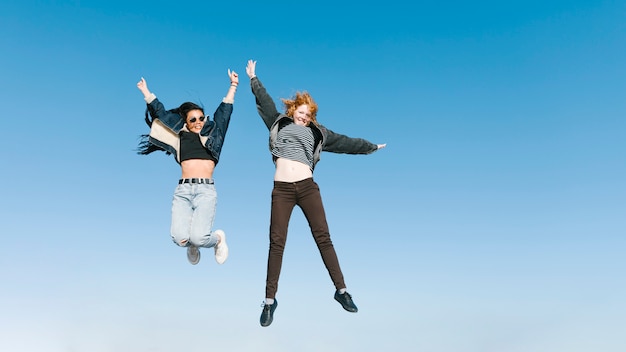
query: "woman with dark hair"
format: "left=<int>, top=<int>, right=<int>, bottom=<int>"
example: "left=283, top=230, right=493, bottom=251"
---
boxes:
left=136, top=69, right=238, bottom=265
left=245, top=60, right=386, bottom=327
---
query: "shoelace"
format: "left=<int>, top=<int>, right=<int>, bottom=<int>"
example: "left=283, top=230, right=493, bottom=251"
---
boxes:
left=339, top=292, right=352, bottom=300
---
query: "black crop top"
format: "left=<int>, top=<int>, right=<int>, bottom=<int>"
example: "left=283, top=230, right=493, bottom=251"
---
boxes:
left=179, top=131, right=214, bottom=162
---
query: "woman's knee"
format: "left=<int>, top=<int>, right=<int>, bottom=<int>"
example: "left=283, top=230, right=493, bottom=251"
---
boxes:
left=171, top=234, right=190, bottom=247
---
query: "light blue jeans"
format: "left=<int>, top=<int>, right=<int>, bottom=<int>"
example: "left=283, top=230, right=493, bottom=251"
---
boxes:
left=170, top=183, right=219, bottom=248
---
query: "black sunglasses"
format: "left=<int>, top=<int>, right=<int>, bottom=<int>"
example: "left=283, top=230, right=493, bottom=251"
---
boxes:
left=188, top=116, right=206, bottom=123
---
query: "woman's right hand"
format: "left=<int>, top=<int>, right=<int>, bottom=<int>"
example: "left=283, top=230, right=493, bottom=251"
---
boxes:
left=137, top=77, right=151, bottom=98
left=246, top=59, right=257, bottom=79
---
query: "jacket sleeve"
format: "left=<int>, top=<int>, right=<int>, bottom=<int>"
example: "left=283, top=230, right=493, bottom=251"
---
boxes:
left=250, top=76, right=280, bottom=130
left=202, top=102, right=233, bottom=145
left=147, top=97, right=169, bottom=122
left=196, top=102, right=233, bottom=164
left=147, top=98, right=185, bottom=132
left=321, top=125, right=379, bottom=155
left=209, top=102, right=233, bottom=134
left=137, top=97, right=180, bottom=156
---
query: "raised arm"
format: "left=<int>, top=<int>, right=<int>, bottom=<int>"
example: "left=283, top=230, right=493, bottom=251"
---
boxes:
left=137, top=77, right=156, bottom=103
left=136, top=77, right=179, bottom=128
left=247, top=59, right=280, bottom=129
left=223, top=69, right=239, bottom=104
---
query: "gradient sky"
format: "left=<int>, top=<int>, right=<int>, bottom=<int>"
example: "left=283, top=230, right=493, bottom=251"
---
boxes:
left=1, top=1, right=625, bottom=351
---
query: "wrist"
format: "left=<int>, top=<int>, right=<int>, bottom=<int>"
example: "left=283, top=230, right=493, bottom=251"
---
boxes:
left=144, top=93, right=156, bottom=104
left=230, top=82, right=238, bottom=86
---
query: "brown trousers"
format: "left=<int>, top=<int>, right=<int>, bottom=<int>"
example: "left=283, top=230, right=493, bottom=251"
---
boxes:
left=265, top=177, right=346, bottom=299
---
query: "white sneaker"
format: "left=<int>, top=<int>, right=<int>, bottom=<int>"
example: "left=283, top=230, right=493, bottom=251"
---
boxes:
left=187, top=245, right=200, bottom=265
left=214, top=229, right=229, bottom=264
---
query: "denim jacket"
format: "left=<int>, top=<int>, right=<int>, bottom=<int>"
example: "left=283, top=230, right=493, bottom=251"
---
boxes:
left=250, top=77, right=378, bottom=170
left=142, top=94, right=233, bottom=165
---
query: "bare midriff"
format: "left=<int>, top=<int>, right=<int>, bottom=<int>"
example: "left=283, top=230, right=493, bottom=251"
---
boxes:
left=274, top=158, right=313, bottom=182
left=181, top=159, right=216, bottom=179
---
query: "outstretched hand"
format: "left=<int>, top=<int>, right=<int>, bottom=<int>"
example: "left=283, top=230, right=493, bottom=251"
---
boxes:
left=137, top=77, right=148, bottom=92
left=246, top=59, right=257, bottom=79
left=377, top=144, right=387, bottom=149
left=137, top=77, right=151, bottom=99
left=228, top=69, right=239, bottom=85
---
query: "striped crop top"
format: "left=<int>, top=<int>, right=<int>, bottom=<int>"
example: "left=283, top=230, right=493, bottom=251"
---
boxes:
left=272, top=123, right=315, bottom=170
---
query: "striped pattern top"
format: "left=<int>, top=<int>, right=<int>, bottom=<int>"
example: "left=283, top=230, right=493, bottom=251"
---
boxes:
left=272, top=123, right=315, bottom=170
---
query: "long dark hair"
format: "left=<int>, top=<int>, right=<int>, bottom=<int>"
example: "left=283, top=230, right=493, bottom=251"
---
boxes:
left=136, top=101, right=205, bottom=155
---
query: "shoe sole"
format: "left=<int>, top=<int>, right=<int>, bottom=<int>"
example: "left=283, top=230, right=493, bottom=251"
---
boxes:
left=214, top=230, right=228, bottom=264
left=187, top=246, right=200, bottom=265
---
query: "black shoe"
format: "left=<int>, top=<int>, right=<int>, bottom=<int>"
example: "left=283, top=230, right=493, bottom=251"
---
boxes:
left=260, top=299, right=278, bottom=327
left=334, top=290, right=358, bottom=312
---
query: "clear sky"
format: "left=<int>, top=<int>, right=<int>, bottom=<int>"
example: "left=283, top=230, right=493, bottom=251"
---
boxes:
left=1, top=1, right=624, bottom=351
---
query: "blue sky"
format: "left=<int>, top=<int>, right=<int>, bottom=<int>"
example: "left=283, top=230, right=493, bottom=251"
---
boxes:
left=1, top=0, right=624, bottom=351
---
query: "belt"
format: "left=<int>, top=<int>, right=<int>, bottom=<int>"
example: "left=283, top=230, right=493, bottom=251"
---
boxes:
left=179, top=178, right=214, bottom=184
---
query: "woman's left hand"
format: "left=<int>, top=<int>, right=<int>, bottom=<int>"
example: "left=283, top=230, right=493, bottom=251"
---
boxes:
left=228, top=69, right=239, bottom=85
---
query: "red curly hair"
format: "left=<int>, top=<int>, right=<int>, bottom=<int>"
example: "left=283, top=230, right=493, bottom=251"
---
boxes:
left=280, top=91, right=319, bottom=125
